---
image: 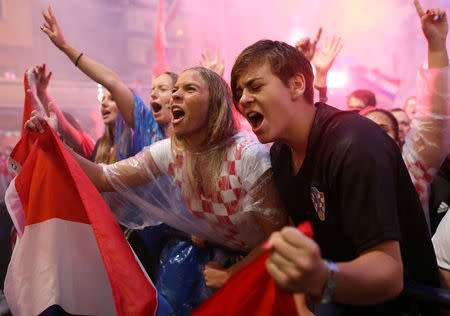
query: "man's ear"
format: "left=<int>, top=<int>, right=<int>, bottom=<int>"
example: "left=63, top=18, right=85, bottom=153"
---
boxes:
left=289, top=73, right=306, bottom=100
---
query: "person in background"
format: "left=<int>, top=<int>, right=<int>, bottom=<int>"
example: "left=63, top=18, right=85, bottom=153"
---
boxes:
left=391, top=108, right=411, bottom=149
left=347, top=88, right=377, bottom=111
left=362, top=3, right=449, bottom=231
left=363, top=108, right=400, bottom=145
left=403, top=96, right=417, bottom=120
left=31, top=64, right=96, bottom=160
left=30, top=64, right=118, bottom=163
left=40, top=7, right=169, bottom=160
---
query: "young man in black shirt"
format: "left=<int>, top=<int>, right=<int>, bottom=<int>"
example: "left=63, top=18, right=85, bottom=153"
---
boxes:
left=230, top=0, right=445, bottom=314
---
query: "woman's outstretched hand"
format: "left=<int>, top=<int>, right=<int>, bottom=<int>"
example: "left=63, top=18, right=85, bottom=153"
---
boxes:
left=41, top=7, right=68, bottom=50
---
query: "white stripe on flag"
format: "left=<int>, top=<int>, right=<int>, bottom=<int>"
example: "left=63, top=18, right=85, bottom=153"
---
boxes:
left=5, top=177, right=25, bottom=237
left=5, top=218, right=117, bottom=316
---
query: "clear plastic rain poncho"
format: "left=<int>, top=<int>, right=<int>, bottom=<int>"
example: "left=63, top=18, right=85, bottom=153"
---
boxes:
left=101, top=132, right=287, bottom=251
left=402, top=65, right=450, bottom=230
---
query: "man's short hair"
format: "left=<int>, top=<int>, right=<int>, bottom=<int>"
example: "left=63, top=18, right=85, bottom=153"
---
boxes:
left=230, top=40, right=314, bottom=107
left=391, top=108, right=405, bottom=114
left=348, top=89, right=377, bottom=108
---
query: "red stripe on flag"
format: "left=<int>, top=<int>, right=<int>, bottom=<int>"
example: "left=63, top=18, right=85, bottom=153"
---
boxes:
left=192, top=253, right=298, bottom=316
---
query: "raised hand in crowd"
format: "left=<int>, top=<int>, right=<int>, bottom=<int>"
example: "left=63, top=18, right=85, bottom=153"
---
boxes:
left=295, top=27, right=322, bottom=61
left=312, top=35, right=343, bottom=88
left=200, top=49, right=225, bottom=77
left=24, top=106, right=57, bottom=135
left=28, top=64, right=94, bottom=158
left=40, top=7, right=68, bottom=51
left=40, top=7, right=135, bottom=128
left=414, top=0, right=450, bottom=298
left=34, top=64, right=52, bottom=94
left=410, top=0, right=449, bottom=173
left=33, top=63, right=58, bottom=117
left=414, top=0, right=448, bottom=68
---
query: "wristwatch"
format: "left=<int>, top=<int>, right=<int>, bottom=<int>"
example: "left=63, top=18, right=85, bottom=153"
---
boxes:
left=306, top=260, right=339, bottom=305
left=314, top=85, right=328, bottom=103
left=321, top=260, right=338, bottom=304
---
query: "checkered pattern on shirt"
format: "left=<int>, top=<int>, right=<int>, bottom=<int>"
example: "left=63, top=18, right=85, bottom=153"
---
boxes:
left=167, top=139, right=253, bottom=248
left=404, top=156, right=434, bottom=205
left=310, top=187, right=326, bottom=221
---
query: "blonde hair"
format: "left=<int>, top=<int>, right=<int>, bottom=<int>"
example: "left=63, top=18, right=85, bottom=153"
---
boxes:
left=170, top=67, right=238, bottom=196
left=94, top=124, right=117, bottom=164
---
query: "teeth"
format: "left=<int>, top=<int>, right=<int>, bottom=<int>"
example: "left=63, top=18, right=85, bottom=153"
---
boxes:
left=248, top=112, right=258, bottom=118
left=172, top=107, right=185, bottom=120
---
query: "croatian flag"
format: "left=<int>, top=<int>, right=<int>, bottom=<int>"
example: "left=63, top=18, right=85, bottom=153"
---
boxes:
left=152, top=0, right=170, bottom=78
left=192, top=223, right=313, bottom=316
left=3, top=123, right=173, bottom=315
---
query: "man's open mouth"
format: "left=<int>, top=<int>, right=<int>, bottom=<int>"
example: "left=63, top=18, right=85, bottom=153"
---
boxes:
left=247, top=111, right=264, bottom=129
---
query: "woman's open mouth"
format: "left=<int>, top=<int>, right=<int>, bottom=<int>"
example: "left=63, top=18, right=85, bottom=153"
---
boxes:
left=151, top=102, right=162, bottom=113
left=102, top=110, right=111, bottom=119
left=171, top=106, right=185, bottom=124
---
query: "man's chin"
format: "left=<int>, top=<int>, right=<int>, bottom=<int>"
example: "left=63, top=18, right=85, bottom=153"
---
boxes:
left=254, top=131, right=274, bottom=144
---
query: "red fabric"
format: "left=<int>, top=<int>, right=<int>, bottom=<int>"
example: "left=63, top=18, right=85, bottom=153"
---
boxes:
left=152, top=0, right=170, bottom=78
left=192, top=222, right=313, bottom=316
left=9, top=125, right=158, bottom=316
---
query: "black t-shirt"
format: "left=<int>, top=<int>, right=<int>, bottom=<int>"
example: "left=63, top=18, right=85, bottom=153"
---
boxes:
left=270, top=103, right=439, bottom=315
left=429, top=158, right=450, bottom=234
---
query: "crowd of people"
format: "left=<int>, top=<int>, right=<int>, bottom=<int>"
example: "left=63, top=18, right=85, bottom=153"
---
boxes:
left=0, top=0, right=449, bottom=315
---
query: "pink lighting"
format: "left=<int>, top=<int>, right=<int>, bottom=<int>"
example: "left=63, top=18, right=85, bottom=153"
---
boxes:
left=327, top=70, right=348, bottom=88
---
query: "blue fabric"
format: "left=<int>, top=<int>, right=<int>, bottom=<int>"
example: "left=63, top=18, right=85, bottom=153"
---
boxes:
left=38, top=305, right=83, bottom=316
left=115, top=93, right=166, bottom=161
left=156, top=238, right=215, bottom=316
left=155, top=292, right=176, bottom=316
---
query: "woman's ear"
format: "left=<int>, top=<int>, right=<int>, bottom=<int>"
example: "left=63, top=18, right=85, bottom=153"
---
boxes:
left=289, top=73, right=306, bottom=100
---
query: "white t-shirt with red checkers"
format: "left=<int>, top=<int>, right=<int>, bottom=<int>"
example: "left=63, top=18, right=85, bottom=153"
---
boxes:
left=150, top=133, right=273, bottom=249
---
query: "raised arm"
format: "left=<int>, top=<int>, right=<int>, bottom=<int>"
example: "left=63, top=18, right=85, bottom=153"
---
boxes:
left=40, top=7, right=135, bottom=127
left=33, top=64, right=94, bottom=158
left=295, top=27, right=322, bottom=62
left=200, top=49, right=225, bottom=78
left=409, top=1, right=449, bottom=170
left=312, top=35, right=343, bottom=89
left=415, top=0, right=450, bottom=69
left=25, top=112, right=160, bottom=192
